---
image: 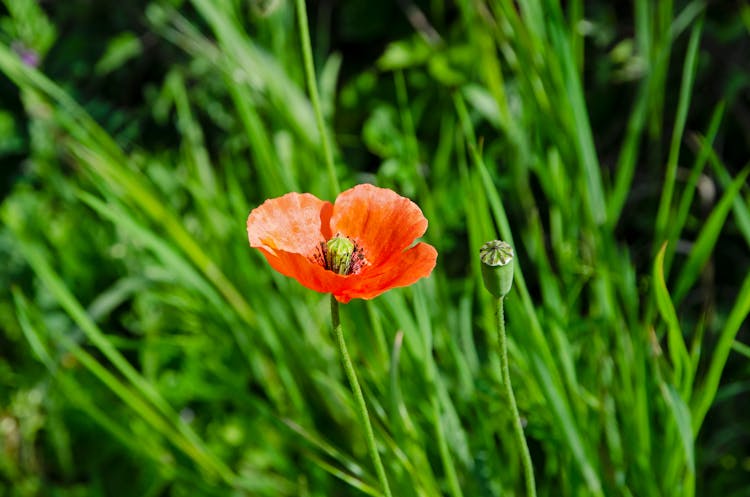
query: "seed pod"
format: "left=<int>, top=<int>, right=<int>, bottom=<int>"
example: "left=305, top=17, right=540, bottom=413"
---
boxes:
left=326, top=236, right=355, bottom=275
left=479, top=240, right=514, bottom=297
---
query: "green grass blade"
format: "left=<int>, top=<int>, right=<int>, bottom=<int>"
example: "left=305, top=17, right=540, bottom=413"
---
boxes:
left=664, top=102, right=726, bottom=275
left=692, top=271, right=750, bottom=433
left=673, top=167, right=750, bottom=303
left=653, top=243, right=691, bottom=396
left=607, top=80, right=649, bottom=226
left=701, top=136, right=750, bottom=248
left=731, top=340, right=750, bottom=360
left=661, top=383, right=695, bottom=492
left=294, top=0, right=340, bottom=195
left=654, top=19, right=704, bottom=242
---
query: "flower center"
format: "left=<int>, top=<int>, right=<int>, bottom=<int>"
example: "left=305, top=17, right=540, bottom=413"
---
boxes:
left=314, top=235, right=367, bottom=275
left=326, top=236, right=355, bottom=275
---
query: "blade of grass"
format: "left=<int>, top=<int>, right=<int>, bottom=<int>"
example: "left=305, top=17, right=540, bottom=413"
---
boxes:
left=294, top=0, right=340, bottom=195
left=673, top=167, right=750, bottom=303
left=607, top=80, right=649, bottom=226
left=167, top=69, right=218, bottom=200
left=305, top=453, right=383, bottom=497
left=648, top=0, right=674, bottom=137
left=700, top=136, right=750, bottom=248
left=568, top=0, right=584, bottom=75
left=654, top=19, right=704, bottom=243
left=664, top=102, right=726, bottom=275
left=692, top=271, right=750, bottom=433
left=653, top=243, right=691, bottom=397
left=660, top=382, right=695, bottom=497
left=730, top=340, right=750, bottom=360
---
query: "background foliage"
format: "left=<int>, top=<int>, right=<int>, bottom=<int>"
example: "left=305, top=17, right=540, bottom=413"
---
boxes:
left=1, top=1, right=749, bottom=496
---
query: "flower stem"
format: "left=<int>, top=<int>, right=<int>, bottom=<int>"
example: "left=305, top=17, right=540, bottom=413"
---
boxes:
left=294, top=0, right=340, bottom=196
left=330, top=296, right=393, bottom=497
left=496, top=296, right=537, bottom=497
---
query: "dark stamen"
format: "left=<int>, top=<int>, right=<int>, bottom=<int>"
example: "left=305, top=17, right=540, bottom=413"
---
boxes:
left=311, top=236, right=367, bottom=275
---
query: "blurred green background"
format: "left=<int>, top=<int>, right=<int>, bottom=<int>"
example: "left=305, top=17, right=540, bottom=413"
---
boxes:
left=1, top=1, right=749, bottom=496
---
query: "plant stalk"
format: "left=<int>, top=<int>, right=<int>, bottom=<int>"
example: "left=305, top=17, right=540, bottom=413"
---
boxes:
left=496, top=296, right=537, bottom=497
left=331, top=296, right=393, bottom=497
left=295, top=0, right=340, bottom=195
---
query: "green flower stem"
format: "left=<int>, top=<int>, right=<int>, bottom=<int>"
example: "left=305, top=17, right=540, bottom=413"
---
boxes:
left=294, top=0, right=340, bottom=195
left=496, top=296, right=537, bottom=497
left=330, top=296, right=393, bottom=497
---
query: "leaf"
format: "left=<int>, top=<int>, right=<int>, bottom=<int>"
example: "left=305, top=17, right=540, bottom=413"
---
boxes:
left=653, top=242, right=690, bottom=394
left=701, top=134, right=750, bottom=248
left=673, top=167, right=750, bottom=303
left=376, top=37, right=432, bottom=71
left=692, top=271, right=750, bottom=432
left=662, top=383, right=695, bottom=472
left=94, top=32, right=142, bottom=75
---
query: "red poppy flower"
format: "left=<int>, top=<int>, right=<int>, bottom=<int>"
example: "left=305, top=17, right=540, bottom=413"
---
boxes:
left=247, top=184, right=437, bottom=303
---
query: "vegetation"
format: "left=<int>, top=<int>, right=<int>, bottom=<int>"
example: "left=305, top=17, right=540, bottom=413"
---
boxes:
left=1, top=1, right=749, bottom=496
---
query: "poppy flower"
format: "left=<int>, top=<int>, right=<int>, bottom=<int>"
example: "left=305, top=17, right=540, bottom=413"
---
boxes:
left=247, top=184, right=437, bottom=303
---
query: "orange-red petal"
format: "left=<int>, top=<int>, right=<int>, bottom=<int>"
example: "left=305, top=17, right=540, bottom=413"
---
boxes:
left=257, top=248, right=348, bottom=295
left=333, top=242, right=437, bottom=302
left=247, top=192, right=333, bottom=256
left=330, top=184, right=428, bottom=265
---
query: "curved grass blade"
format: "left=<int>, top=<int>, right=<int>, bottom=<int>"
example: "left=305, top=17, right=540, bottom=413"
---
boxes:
left=653, top=243, right=691, bottom=396
left=692, top=271, right=750, bottom=433
left=673, top=167, right=750, bottom=303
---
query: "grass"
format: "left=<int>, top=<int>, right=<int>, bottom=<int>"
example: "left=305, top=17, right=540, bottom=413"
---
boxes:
left=1, top=1, right=749, bottom=496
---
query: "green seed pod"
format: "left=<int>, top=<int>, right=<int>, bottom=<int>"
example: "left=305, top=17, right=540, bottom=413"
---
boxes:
left=480, top=240, right=514, bottom=297
left=326, top=236, right=355, bottom=275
